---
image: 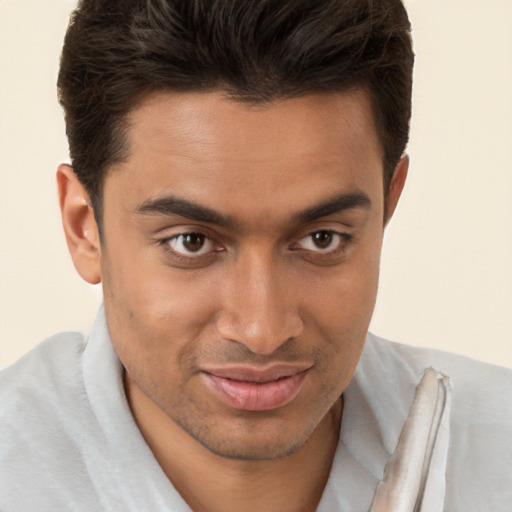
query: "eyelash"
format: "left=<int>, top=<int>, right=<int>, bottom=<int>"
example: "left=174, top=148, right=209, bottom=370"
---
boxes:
left=292, top=230, right=352, bottom=254
left=159, top=229, right=353, bottom=263
left=159, top=232, right=222, bottom=262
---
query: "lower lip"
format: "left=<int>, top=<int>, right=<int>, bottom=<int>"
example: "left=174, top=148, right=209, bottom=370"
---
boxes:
left=202, top=371, right=308, bottom=411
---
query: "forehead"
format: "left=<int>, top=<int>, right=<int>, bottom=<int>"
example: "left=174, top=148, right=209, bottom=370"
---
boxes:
left=125, top=88, right=382, bottom=164
left=105, top=89, right=384, bottom=223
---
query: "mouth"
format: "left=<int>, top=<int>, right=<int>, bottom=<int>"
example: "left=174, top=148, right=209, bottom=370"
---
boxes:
left=201, top=364, right=311, bottom=412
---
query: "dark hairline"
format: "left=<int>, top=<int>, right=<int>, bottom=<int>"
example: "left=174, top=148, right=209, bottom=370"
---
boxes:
left=60, top=0, right=413, bottom=232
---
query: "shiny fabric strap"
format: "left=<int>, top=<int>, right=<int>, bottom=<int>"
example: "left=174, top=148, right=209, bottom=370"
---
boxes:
left=370, top=368, right=451, bottom=512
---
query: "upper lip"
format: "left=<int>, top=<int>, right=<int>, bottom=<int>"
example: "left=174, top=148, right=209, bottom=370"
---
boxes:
left=202, top=364, right=312, bottom=383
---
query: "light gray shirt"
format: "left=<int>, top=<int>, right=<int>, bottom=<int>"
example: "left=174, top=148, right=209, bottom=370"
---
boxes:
left=1, top=307, right=511, bottom=511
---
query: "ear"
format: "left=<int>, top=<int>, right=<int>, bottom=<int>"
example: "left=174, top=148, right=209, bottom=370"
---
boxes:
left=57, top=164, right=102, bottom=284
left=384, top=155, right=409, bottom=225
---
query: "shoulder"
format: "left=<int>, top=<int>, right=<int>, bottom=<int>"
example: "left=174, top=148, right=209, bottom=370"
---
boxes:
left=1, top=329, right=86, bottom=375
left=0, top=331, right=101, bottom=510
left=1, top=329, right=88, bottom=405
left=363, top=333, right=512, bottom=419
left=361, top=334, right=512, bottom=510
left=0, top=330, right=89, bottom=416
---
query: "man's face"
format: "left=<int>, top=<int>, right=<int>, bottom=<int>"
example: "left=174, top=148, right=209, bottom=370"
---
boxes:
left=99, top=90, right=388, bottom=460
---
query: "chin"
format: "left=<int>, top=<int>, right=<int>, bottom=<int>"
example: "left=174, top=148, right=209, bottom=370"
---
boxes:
left=178, top=413, right=316, bottom=461
left=195, top=433, right=306, bottom=461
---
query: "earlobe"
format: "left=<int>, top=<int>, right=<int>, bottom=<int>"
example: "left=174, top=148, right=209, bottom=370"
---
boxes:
left=384, top=155, right=409, bottom=225
left=57, top=164, right=102, bottom=284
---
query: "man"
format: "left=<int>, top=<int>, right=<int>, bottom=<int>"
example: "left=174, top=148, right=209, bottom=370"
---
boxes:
left=1, top=0, right=511, bottom=510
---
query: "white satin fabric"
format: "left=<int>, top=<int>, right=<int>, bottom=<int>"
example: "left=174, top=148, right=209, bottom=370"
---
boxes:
left=370, top=368, right=451, bottom=512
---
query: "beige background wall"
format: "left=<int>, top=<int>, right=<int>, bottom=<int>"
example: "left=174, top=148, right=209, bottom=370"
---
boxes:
left=1, top=0, right=511, bottom=369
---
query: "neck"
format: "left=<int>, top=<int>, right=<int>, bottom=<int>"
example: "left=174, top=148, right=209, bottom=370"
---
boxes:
left=125, top=375, right=343, bottom=512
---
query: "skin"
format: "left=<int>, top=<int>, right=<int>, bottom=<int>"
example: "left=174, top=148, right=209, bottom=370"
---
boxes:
left=58, top=89, right=408, bottom=511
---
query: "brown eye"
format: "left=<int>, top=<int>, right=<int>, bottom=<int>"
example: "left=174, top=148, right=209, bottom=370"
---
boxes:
left=296, top=230, right=348, bottom=253
left=182, top=233, right=205, bottom=252
left=311, top=231, right=333, bottom=249
left=167, top=233, right=213, bottom=256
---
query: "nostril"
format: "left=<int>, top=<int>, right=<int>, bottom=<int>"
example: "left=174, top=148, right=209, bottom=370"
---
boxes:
left=215, top=310, right=303, bottom=355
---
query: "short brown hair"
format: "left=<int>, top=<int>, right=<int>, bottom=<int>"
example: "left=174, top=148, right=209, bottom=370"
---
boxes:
left=58, top=0, right=414, bottom=220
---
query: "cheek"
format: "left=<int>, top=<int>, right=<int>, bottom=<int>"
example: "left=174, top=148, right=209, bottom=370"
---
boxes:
left=303, top=234, right=382, bottom=383
left=308, top=243, right=381, bottom=329
left=102, top=231, right=218, bottom=320
left=100, top=245, right=222, bottom=375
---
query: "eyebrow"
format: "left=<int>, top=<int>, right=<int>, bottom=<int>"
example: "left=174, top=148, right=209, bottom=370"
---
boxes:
left=135, top=190, right=371, bottom=228
left=136, top=196, right=234, bottom=228
left=297, top=191, right=372, bottom=223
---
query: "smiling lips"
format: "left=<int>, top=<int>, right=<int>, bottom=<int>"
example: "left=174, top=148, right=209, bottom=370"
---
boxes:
left=202, top=365, right=311, bottom=411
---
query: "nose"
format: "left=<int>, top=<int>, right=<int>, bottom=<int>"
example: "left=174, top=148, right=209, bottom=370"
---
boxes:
left=215, top=249, right=304, bottom=355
